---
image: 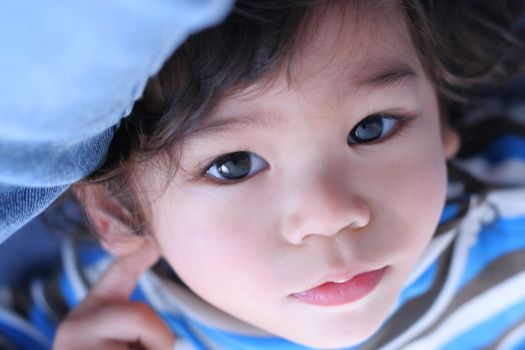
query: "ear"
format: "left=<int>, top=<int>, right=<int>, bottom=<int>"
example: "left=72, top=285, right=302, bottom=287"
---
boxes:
left=73, top=184, right=160, bottom=257
left=441, top=124, right=460, bottom=160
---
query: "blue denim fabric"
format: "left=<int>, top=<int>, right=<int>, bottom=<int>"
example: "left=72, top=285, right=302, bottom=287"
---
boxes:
left=0, top=0, right=233, bottom=242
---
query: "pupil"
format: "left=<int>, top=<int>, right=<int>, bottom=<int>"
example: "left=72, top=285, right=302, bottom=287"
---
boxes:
left=355, top=118, right=383, bottom=141
left=217, top=152, right=251, bottom=179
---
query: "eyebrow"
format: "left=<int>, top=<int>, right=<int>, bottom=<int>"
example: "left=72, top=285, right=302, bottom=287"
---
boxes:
left=190, top=61, right=418, bottom=137
left=189, top=110, right=282, bottom=138
left=353, top=61, right=417, bottom=88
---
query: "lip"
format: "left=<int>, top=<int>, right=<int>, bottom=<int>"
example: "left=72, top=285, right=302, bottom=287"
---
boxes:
left=292, top=267, right=388, bottom=307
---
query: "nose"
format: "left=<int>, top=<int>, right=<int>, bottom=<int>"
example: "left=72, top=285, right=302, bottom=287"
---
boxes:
left=280, top=173, right=371, bottom=245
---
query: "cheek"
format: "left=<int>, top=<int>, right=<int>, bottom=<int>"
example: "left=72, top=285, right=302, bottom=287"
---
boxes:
left=149, top=187, right=279, bottom=301
left=346, top=112, right=447, bottom=263
left=370, top=124, right=448, bottom=262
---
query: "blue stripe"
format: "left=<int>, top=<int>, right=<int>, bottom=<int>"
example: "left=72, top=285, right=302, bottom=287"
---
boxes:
left=481, top=135, right=525, bottom=164
left=29, top=303, right=56, bottom=341
left=442, top=294, right=525, bottom=350
left=130, top=285, right=149, bottom=303
left=59, top=272, right=79, bottom=308
left=162, top=313, right=213, bottom=350
left=459, top=215, right=525, bottom=290
left=371, top=203, right=455, bottom=313
left=77, top=242, right=109, bottom=266
left=397, top=261, right=438, bottom=306
left=0, top=311, right=50, bottom=350
left=439, top=203, right=460, bottom=224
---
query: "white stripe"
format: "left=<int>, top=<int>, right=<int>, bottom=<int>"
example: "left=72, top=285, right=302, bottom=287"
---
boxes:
left=497, top=321, right=525, bottom=350
left=387, top=230, right=456, bottom=320
left=0, top=287, right=13, bottom=308
left=404, top=271, right=525, bottom=350
left=178, top=321, right=226, bottom=350
left=485, top=189, right=525, bottom=219
left=61, top=238, right=88, bottom=301
left=508, top=105, right=525, bottom=126
left=137, top=272, right=169, bottom=311
left=0, top=307, right=50, bottom=348
left=446, top=181, right=465, bottom=200
left=380, top=195, right=483, bottom=350
left=30, top=279, right=57, bottom=324
left=83, top=256, right=113, bottom=286
left=173, top=339, right=197, bottom=350
left=452, top=158, right=525, bottom=186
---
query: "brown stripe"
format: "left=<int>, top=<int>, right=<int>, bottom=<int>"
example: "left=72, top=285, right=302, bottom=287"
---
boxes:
left=43, top=273, right=70, bottom=320
left=11, top=284, right=31, bottom=318
left=72, top=243, right=93, bottom=289
left=409, top=247, right=525, bottom=342
left=435, top=195, right=471, bottom=236
left=358, top=239, right=455, bottom=350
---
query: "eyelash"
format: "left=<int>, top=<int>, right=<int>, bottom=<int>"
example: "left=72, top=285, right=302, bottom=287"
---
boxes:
left=348, top=113, right=413, bottom=145
left=195, top=112, right=414, bottom=185
left=199, top=151, right=268, bottom=185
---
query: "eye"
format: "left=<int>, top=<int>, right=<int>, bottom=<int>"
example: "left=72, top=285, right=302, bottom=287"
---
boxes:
left=206, top=151, right=268, bottom=182
left=348, top=114, right=403, bottom=144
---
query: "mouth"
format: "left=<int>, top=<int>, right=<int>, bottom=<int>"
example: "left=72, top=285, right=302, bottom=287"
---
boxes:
left=291, top=266, right=388, bottom=307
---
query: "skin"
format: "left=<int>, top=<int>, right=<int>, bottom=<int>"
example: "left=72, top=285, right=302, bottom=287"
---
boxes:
left=67, top=3, right=460, bottom=349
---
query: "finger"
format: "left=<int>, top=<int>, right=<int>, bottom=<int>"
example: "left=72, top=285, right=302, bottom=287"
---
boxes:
left=90, top=241, right=159, bottom=301
left=56, top=301, right=176, bottom=350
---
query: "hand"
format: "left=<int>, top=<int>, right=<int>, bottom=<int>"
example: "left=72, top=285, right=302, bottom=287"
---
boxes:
left=53, top=243, right=176, bottom=350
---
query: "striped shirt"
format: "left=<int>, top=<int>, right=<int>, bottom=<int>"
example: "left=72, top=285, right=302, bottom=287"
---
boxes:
left=0, top=97, right=524, bottom=349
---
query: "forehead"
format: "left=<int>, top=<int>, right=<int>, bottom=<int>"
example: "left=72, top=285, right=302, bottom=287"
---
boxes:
left=205, top=1, right=424, bottom=120
left=295, top=2, right=418, bottom=78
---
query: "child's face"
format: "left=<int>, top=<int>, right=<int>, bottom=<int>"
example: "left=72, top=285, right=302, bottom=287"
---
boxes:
left=136, top=4, right=457, bottom=348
